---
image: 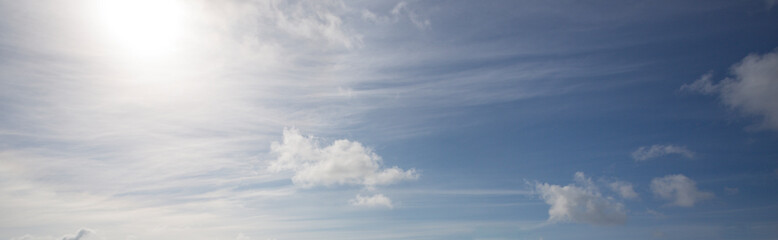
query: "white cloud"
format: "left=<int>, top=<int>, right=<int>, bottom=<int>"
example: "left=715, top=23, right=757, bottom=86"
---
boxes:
left=682, top=48, right=778, bottom=131
left=632, top=145, right=695, bottom=161
left=269, top=128, right=419, bottom=189
left=534, top=172, right=627, bottom=225
left=608, top=181, right=638, bottom=199
left=650, top=174, right=713, bottom=207
left=391, top=1, right=430, bottom=30
left=681, top=73, right=718, bottom=94
left=265, top=1, right=363, bottom=49
left=349, top=194, right=393, bottom=208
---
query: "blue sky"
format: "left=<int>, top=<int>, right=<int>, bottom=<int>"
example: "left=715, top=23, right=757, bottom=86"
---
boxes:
left=1, top=0, right=778, bottom=239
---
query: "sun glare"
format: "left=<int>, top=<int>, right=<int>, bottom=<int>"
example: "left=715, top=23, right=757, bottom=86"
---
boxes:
left=94, top=0, right=187, bottom=59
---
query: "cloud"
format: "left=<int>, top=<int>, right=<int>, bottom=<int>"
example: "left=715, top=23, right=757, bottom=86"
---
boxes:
left=264, top=1, right=363, bottom=49
left=349, top=194, right=393, bottom=208
left=632, top=145, right=695, bottom=161
left=682, top=48, right=778, bottom=131
left=11, top=229, right=101, bottom=240
left=61, top=229, right=100, bottom=240
left=268, top=128, right=419, bottom=189
left=681, top=73, right=718, bottom=94
left=608, top=181, right=638, bottom=199
left=650, top=174, right=713, bottom=207
left=391, top=1, right=430, bottom=29
left=534, top=172, right=627, bottom=225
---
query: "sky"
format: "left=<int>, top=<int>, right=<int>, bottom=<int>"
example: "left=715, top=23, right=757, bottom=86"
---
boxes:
left=1, top=0, right=777, bottom=239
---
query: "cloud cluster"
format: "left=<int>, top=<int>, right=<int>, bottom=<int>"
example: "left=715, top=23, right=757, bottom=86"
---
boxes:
left=268, top=128, right=418, bottom=207
left=632, top=145, right=695, bottom=161
left=650, top=174, right=713, bottom=207
left=534, top=172, right=628, bottom=225
left=682, top=49, right=778, bottom=131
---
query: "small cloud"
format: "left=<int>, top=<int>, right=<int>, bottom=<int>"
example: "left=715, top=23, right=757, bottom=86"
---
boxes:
left=533, top=172, right=627, bottom=225
left=349, top=194, right=393, bottom=208
left=680, top=73, right=718, bottom=94
left=608, top=181, right=638, bottom=199
left=391, top=1, right=430, bottom=30
left=361, top=9, right=380, bottom=22
left=682, top=48, right=778, bottom=131
left=650, top=174, right=713, bottom=207
left=632, top=145, right=695, bottom=162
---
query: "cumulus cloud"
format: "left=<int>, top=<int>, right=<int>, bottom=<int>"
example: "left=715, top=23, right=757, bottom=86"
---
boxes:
left=632, top=145, right=695, bottom=161
left=534, top=172, right=627, bottom=225
left=349, top=194, right=393, bottom=208
left=682, top=49, right=778, bottom=131
left=650, top=174, right=713, bottom=207
left=268, top=128, right=418, bottom=188
left=608, top=181, right=638, bottom=199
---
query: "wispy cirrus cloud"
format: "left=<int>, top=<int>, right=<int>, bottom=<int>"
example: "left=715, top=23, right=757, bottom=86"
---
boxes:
left=349, top=194, right=394, bottom=208
left=632, top=144, right=695, bottom=162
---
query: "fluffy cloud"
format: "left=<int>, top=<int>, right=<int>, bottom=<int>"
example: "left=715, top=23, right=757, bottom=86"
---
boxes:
left=268, top=128, right=417, bottom=207
left=349, top=194, right=393, bottom=208
left=682, top=48, right=778, bottom=131
left=632, top=145, right=695, bottom=161
left=608, top=181, right=638, bottom=199
left=534, top=172, right=627, bottom=225
left=650, top=174, right=713, bottom=207
left=268, top=128, right=419, bottom=188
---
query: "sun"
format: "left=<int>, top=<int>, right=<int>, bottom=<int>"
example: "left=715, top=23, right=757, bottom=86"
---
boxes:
left=93, top=0, right=188, bottom=59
